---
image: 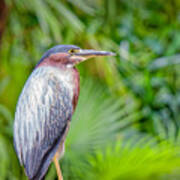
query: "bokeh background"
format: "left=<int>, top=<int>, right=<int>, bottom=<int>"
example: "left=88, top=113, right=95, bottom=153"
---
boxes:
left=0, top=0, right=180, bottom=179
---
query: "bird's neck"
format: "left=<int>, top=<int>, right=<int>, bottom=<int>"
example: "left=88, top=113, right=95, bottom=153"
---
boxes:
left=37, top=62, right=80, bottom=112
left=71, top=67, right=80, bottom=111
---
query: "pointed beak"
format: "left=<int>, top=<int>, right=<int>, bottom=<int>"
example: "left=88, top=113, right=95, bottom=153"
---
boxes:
left=74, top=49, right=116, bottom=57
left=70, top=49, right=116, bottom=63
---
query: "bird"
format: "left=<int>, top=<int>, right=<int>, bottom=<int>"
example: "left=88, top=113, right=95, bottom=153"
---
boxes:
left=13, top=45, right=115, bottom=180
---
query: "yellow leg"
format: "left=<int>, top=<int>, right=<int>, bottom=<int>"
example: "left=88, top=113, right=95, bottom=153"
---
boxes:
left=53, top=156, right=63, bottom=180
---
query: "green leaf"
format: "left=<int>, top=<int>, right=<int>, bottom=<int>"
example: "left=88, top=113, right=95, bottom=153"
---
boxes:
left=149, top=54, right=180, bottom=71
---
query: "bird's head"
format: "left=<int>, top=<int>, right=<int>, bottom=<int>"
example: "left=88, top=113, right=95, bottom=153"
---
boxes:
left=37, top=45, right=115, bottom=68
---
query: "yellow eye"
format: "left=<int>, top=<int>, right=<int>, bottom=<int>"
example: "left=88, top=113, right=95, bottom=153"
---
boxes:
left=68, top=49, right=80, bottom=54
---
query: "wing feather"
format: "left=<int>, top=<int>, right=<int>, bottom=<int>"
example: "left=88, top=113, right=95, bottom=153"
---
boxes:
left=13, top=67, right=73, bottom=180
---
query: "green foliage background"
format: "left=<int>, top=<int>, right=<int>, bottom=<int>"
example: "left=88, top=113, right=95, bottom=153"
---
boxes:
left=0, top=0, right=180, bottom=179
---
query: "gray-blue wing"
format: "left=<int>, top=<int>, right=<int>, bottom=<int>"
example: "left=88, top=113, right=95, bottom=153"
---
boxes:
left=13, top=67, right=73, bottom=180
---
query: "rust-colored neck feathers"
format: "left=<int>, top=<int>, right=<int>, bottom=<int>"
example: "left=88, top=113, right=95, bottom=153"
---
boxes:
left=36, top=53, right=73, bottom=69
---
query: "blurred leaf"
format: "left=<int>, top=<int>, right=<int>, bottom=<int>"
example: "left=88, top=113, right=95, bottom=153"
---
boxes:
left=47, top=0, right=85, bottom=32
left=0, top=104, right=13, bottom=123
left=149, top=54, right=180, bottom=71
left=86, top=136, right=180, bottom=180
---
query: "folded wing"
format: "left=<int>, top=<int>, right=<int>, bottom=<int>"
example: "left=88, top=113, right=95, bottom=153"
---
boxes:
left=13, top=67, right=73, bottom=180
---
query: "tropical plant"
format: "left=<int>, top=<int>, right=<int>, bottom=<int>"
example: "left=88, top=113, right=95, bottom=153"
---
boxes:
left=85, top=135, right=180, bottom=180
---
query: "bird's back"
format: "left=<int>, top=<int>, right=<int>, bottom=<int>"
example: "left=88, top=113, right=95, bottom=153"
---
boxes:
left=14, top=66, right=78, bottom=179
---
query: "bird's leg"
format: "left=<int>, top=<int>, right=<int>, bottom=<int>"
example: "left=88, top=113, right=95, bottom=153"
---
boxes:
left=53, top=156, right=63, bottom=180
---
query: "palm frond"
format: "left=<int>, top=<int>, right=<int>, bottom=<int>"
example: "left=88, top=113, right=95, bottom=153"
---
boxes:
left=86, top=134, right=180, bottom=180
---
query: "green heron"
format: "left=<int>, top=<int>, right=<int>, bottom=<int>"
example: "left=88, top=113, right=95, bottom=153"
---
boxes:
left=13, top=45, right=115, bottom=180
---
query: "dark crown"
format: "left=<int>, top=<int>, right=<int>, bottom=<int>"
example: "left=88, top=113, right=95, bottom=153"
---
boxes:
left=37, top=45, right=80, bottom=65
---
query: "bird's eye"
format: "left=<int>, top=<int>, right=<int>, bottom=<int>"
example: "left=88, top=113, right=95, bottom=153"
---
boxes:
left=68, top=49, right=80, bottom=54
